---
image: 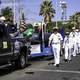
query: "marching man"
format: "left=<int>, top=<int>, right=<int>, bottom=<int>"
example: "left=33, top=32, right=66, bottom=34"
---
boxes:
left=48, top=27, right=63, bottom=67
left=69, top=27, right=77, bottom=57
left=78, top=28, right=80, bottom=53
left=63, top=32, right=71, bottom=61
left=75, top=29, right=79, bottom=54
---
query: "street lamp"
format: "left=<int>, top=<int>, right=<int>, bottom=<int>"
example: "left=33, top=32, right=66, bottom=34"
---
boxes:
left=18, top=0, right=25, bottom=29
left=60, top=0, right=67, bottom=24
left=0, top=0, right=2, bottom=15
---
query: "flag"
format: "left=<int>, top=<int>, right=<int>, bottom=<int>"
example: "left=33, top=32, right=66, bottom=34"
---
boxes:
left=60, top=26, right=65, bottom=40
left=23, top=28, right=33, bottom=38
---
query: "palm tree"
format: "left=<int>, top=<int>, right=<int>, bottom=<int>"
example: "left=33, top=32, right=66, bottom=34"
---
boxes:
left=39, top=0, right=55, bottom=23
left=69, top=12, right=80, bottom=27
left=70, top=15, right=76, bottom=27
left=1, top=7, right=13, bottom=23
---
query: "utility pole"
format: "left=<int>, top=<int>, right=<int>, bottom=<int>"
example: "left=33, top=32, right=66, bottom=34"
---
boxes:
left=0, top=0, right=1, bottom=15
left=18, top=0, right=24, bottom=29
left=41, top=21, right=45, bottom=49
left=13, top=0, right=16, bottom=24
left=55, top=0, right=58, bottom=27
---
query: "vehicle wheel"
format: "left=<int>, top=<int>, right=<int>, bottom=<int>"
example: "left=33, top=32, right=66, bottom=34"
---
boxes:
left=16, top=54, right=26, bottom=69
left=15, top=54, right=28, bottom=69
left=19, top=54, right=26, bottom=68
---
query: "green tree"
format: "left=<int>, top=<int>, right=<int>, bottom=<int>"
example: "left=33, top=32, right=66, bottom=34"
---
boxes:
left=69, top=12, right=80, bottom=28
left=39, top=0, right=55, bottom=23
left=1, top=7, right=13, bottom=23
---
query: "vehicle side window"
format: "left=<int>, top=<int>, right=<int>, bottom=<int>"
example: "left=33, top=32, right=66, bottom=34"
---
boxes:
left=0, top=24, right=7, bottom=39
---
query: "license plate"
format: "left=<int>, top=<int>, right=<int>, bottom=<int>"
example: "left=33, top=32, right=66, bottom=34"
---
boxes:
left=3, top=42, right=8, bottom=49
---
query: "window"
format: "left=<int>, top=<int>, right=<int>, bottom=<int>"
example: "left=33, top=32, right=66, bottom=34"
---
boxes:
left=0, top=24, right=6, bottom=38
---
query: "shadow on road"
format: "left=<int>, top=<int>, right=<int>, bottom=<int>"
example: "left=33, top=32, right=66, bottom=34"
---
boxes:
left=0, top=65, right=16, bottom=76
left=0, top=56, right=53, bottom=76
left=0, top=63, right=31, bottom=77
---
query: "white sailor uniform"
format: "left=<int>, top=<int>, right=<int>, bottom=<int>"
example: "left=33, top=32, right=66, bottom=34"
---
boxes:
left=63, top=35, right=70, bottom=60
left=69, top=31, right=77, bottom=57
left=49, top=33, right=63, bottom=66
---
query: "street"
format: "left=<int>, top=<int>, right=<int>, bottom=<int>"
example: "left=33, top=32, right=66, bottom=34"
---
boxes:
left=0, top=55, right=80, bottom=80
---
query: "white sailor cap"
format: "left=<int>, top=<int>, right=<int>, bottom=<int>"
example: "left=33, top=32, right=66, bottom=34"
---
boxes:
left=53, top=27, right=58, bottom=30
left=76, top=29, right=79, bottom=32
left=72, top=27, right=76, bottom=30
left=0, top=16, right=6, bottom=21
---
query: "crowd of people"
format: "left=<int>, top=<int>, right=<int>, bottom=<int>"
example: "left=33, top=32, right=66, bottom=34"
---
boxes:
left=48, top=26, right=80, bottom=67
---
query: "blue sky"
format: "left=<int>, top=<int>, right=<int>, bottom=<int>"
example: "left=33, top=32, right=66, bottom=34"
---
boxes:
left=0, top=0, right=80, bottom=24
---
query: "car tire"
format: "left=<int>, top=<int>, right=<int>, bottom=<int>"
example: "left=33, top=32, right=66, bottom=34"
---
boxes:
left=19, top=54, right=26, bottom=68
left=15, top=53, right=27, bottom=69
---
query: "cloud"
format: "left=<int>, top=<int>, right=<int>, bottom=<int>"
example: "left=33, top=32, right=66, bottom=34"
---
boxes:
left=1, top=0, right=22, bottom=3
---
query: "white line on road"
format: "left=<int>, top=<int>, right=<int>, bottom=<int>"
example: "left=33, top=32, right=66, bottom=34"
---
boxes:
left=27, top=68, right=80, bottom=74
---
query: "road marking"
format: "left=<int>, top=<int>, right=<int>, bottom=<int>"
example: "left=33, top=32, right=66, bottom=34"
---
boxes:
left=27, top=68, right=80, bottom=74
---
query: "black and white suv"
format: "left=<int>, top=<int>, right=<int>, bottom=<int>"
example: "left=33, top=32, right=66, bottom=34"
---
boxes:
left=0, top=23, right=30, bottom=68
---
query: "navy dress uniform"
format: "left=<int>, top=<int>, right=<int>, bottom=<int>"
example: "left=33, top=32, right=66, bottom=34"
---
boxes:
left=63, top=32, right=70, bottom=61
left=78, top=29, right=80, bottom=53
left=69, top=27, right=77, bottom=57
left=75, top=29, right=79, bottom=54
left=48, top=27, right=63, bottom=67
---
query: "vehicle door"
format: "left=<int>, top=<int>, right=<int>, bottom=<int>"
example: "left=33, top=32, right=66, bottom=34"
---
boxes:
left=0, top=24, right=12, bottom=54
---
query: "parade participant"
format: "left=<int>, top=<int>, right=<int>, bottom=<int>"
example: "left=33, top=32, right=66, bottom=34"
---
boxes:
left=19, top=20, right=27, bottom=33
left=48, top=27, right=63, bottom=67
left=9, top=20, right=27, bottom=38
left=0, top=16, right=6, bottom=23
left=75, top=29, right=79, bottom=54
left=77, top=28, right=80, bottom=54
left=19, top=20, right=33, bottom=38
left=63, top=32, right=70, bottom=62
left=69, top=27, right=77, bottom=57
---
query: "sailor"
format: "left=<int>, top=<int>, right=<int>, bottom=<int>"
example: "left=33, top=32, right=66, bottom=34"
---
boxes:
left=76, top=28, right=80, bottom=54
left=63, top=32, right=70, bottom=62
left=69, top=27, right=77, bottom=57
left=75, top=29, right=79, bottom=54
left=0, top=16, right=6, bottom=23
left=48, top=27, right=63, bottom=67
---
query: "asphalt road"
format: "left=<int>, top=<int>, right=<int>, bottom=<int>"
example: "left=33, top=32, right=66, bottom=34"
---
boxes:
left=0, top=55, right=80, bottom=80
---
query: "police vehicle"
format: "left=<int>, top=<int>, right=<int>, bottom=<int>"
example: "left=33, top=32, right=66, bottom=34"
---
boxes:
left=0, top=23, right=30, bottom=68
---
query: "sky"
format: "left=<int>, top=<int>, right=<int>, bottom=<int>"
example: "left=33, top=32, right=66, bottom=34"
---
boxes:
left=0, top=0, right=80, bottom=24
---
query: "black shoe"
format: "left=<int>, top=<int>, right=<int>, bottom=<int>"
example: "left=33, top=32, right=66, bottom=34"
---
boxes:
left=56, top=64, right=59, bottom=67
left=64, top=59, right=68, bottom=62
left=48, top=62, right=54, bottom=65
